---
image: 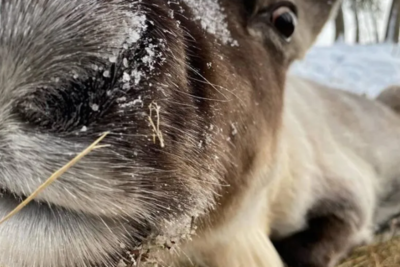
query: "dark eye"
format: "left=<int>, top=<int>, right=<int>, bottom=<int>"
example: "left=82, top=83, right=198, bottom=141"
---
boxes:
left=271, top=6, right=297, bottom=40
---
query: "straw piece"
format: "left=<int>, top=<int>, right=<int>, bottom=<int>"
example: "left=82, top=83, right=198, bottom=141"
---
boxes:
left=0, top=132, right=109, bottom=225
left=148, top=102, right=165, bottom=148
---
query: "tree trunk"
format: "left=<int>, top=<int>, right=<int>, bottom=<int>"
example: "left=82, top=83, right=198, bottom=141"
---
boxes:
left=335, top=5, right=345, bottom=41
left=385, top=0, right=400, bottom=43
left=370, top=6, right=379, bottom=42
left=353, top=4, right=361, bottom=43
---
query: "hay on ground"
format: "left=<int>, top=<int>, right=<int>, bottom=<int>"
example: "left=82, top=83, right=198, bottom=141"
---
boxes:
left=338, top=236, right=400, bottom=267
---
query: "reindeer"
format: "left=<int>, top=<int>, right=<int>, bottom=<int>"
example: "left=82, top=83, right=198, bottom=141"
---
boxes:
left=1, top=0, right=399, bottom=267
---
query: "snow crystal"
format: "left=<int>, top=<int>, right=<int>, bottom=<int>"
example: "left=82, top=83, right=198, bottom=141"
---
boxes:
left=230, top=122, right=238, bottom=136
left=119, top=96, right=144, bottom=109
left=122, top=83, right=131, bottom=90
left=117, top=97, right=127, bottom=103
left=91, top=104, right=99, bottom=112
left=116, top=260, right=127, bottom=267
left=122, top=58, right=129, bottom=68
left=103, top=70, right=110, bottom=78
left=109, top=55, right=117, bottom=63
left=51, top=77, right=60, bottom=83
left=132, top=97, right=144, bottom=107
left=169, top=9, right=175, bottom=19
left=183, top=0, right=238, bottom=46
left=122, top=72, right=131, bottom=82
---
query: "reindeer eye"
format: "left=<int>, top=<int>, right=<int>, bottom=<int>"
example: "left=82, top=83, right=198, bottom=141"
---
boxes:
left=271, top=6, right=297, bottom=40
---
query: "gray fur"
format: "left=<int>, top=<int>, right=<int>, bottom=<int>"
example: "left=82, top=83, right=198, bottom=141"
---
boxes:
left=0, top=1, right=218, bottom=266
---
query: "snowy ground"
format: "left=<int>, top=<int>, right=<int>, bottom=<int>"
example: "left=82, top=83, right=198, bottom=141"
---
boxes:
left=290, top=43, right=400, bottom=98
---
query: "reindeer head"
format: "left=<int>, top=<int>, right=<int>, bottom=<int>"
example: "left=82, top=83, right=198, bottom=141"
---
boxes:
left=0, top=0, right=339, bottom=266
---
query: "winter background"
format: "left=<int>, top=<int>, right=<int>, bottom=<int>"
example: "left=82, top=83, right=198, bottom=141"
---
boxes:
left=290, top=0, right=400, bottom=98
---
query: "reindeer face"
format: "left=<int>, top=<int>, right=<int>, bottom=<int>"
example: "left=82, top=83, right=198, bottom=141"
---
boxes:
left=0, top=0, right=339, bottom=266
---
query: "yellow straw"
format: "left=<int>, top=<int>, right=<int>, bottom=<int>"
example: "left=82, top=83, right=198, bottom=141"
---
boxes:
left=0, top=132, right=109, bottom=225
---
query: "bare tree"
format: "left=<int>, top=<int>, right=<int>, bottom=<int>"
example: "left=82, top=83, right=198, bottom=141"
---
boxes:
left=369, top=1, right=380, bottom=42
left=385, top=0, right=400, bottom=43
left=341, top=0, right=382, bottom=43
left=351, top=1, right=361, bottom=43
left=335, top=4, right=345, bottom=41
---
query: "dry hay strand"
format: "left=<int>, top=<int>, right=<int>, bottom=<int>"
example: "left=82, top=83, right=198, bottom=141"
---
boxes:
left=148, top=102, right=165, bottom=148
left=337, top=237, right=400, bottom=267
left=0, top=132, right=109, bottom=225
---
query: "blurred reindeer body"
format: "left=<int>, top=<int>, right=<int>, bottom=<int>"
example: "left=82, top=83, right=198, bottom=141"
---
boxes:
left=2, top=1, right=400, bottom=267
left=0, top=0, right=306, bottom=266
left=268, top=77, right=400, bottom=267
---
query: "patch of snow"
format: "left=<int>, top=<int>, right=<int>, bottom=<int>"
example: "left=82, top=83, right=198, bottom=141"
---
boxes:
left=290, top=43, right=400, bottom=97
left=124, top=14, right=147, bottom=45
left=183, top=0, right=238, bottom=46
left=131, top=69, right=143, bottom=85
